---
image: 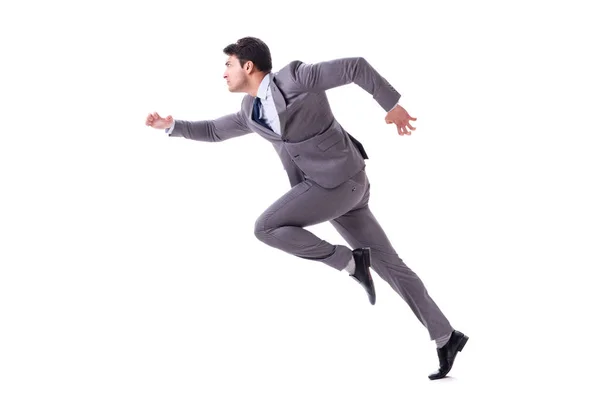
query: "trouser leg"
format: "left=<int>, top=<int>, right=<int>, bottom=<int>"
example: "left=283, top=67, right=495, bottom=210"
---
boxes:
left=330, top=181, right=453, bottom=340
left=253, top=169, right=369, bottom=270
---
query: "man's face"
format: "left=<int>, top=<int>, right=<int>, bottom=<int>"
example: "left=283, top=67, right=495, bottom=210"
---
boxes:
left=223, top=55, right=248, bottom=93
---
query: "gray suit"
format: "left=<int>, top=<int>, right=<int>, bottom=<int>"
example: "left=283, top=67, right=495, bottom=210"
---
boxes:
left=169, top=57, right=452, bottom=341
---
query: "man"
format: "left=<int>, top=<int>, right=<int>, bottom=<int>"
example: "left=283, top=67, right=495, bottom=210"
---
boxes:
left=145, top=36, right=468, bottom=380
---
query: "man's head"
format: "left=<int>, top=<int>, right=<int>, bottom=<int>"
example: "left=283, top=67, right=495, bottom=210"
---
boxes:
left=222, top=37, right=272, bottom=95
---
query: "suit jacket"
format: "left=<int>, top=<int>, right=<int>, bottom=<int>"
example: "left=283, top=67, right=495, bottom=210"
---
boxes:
left=169, top=57, right=401, bottom=189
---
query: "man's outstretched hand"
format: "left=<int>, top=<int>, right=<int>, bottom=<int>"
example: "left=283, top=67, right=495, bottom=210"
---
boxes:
left=385, top=104, right=417, bottom=136
left=146, top=112, right=173, bottom=130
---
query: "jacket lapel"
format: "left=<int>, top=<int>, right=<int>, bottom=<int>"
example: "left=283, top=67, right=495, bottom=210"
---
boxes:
left=246, top=97, right=277, bottom=138
left=245, top=73, right=288, bottom=140
left=269, top=74, right=288, bottom=136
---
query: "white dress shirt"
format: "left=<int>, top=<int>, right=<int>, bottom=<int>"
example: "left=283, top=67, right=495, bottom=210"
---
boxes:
left=254, top=74, right=281, bottom=135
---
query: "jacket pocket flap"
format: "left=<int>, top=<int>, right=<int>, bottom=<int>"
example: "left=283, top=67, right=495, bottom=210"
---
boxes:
left=317, top=130, right=342, bottom=151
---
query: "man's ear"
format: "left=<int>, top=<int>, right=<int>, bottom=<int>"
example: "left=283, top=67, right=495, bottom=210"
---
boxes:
left=244, top=61, right=254, bottom=72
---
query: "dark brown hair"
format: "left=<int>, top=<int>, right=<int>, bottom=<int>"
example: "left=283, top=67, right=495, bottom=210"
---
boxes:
left=223, top=37, right=272, bottom=73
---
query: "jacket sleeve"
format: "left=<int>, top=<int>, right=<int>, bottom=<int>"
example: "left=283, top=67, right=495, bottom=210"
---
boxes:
left=168, top=109, right=252, bottom=142
left=288, top=57, right=401, bottom=112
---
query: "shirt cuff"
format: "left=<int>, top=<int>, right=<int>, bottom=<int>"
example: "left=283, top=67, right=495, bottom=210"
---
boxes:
left=165, top=121, right=176, bottom=135
left=386, top=103, right=399, bottom=113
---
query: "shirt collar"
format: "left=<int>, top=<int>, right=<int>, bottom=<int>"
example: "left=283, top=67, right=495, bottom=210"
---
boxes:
left=256, top=73, right=271, bottom=100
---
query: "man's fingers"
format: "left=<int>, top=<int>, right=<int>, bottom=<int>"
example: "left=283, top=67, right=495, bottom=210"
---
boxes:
left=394, top=121, right=405, bottom=135
left=399, top=123, right=412, bottom=136
left=388, top=118, right=416, bottom=135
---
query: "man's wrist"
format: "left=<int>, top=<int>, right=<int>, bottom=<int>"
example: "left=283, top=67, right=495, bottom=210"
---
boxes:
left=165, top=121, right=176, bottom=134
left=387, top=103, right=399, bottom=113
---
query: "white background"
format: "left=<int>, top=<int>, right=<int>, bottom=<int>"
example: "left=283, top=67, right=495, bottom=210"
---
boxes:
left=1, top=0, right=599, bottom=399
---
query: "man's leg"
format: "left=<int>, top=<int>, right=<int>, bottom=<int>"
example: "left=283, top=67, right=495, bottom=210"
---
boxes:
left=253, top=170, right=370, bottom=270
left=255, top=168, right=465, bottom=378
left=330, top=183, right=454, bottom=342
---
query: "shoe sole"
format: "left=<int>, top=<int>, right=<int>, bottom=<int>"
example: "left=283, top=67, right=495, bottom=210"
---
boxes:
left=457, top=335, right=469, bottom=352
left=364, top=247, right=375, bottom=305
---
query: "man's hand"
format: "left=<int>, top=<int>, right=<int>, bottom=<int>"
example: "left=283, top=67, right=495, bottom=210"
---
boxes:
left=385, top=104, right=417, bottom=136
left=146, top=112, right=173, bottom=130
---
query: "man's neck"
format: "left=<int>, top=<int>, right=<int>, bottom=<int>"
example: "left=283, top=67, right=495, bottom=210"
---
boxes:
left=248, top=72, right=268, bottom=97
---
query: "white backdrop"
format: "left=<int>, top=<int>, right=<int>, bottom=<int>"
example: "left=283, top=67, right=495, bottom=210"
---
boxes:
left=1, top=0, right=599, bottom=399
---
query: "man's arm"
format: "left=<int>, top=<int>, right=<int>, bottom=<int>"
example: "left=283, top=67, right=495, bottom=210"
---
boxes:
left=167, top=109, right=252, bottom=142
left=289, top=57, right=401, bottom=112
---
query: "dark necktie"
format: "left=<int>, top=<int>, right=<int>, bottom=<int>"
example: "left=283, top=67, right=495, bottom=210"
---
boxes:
left=252, top=97, right=271, bottom=131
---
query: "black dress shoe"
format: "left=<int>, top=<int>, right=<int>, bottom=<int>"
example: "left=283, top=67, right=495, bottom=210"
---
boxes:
left=428, top=330, right=469, bottom=380
left=349, top=247, right=376, bottom=305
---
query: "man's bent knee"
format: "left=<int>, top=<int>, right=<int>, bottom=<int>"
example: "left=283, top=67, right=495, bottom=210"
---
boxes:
left=254, top=214, right=272, bottom=244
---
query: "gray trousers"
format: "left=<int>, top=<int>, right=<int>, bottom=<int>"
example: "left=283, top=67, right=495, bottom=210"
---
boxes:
left=254, top=167, right=453, bottom=341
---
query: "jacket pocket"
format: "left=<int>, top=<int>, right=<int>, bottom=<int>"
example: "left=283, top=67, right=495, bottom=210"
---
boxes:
left=316, top=129, right=342, bottom=151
